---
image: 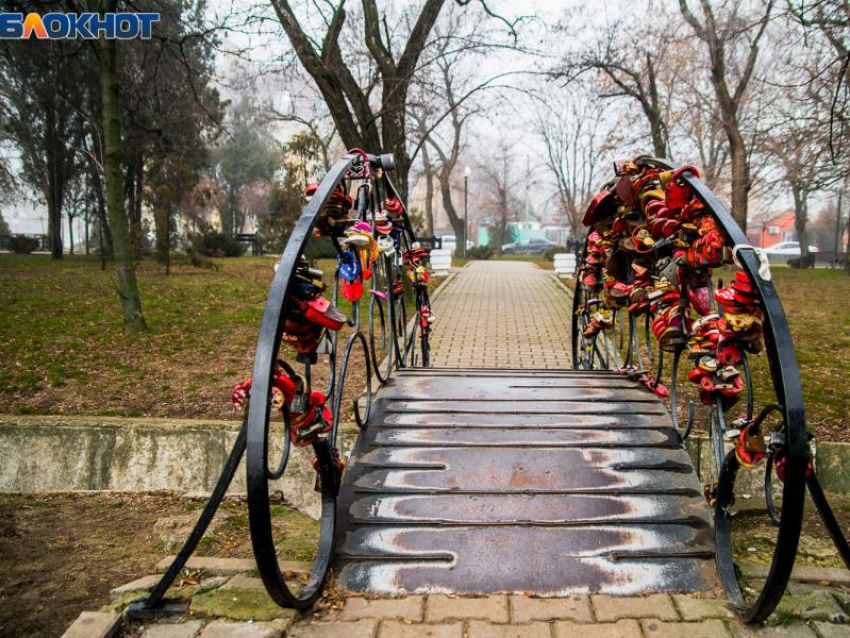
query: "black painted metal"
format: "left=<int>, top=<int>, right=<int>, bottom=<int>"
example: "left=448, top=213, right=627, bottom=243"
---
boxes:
left=245, top=152, right=433, bottom=609
left=335, top=369, right=716, bottom=595
left=807, top=474, right=850, bottom=570
left=128, top=150, right=433, bottom=615
left=126, top=417, right=248, bottom=619
left=635, top=157, right=808, bottom=623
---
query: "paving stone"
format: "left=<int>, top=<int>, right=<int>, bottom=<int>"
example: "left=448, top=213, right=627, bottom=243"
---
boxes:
left=112, top=574, right=164, bottom=596
left=221, top=574, right=264, bottom=590
left=511, top=595, right=592, bottom=622
left=467, top=621, right=550, bottom=638
left=425, top=595, right=509, bottom=622
left=337, top=596, right=425, bottom=621
left=591, top=594, right=679, bottom=622
left=110, top=573, right=229, bottom=605
left=674, top=595, right=736, bottom=620
left=775, top=591, right=849, bottom=623
left=287, top=619, right=378, bottom=638
left=140, top=621, right=203, bottom=638
left=641, top=619, right=731, bottom=637
left=729, top=623, right=817, bottom=637
left=553, top=619, right=642, bottom=638
left=378, top=620, right=462, bottom=638
left=429, top=261, right=572, bottom=369
left=200, top=620, right=287, bottom=638
left=741, top=563, right=850, bottom=588
left=811, top=622, right=850, bottom=638
left=61, top=611, right=122, bottom=638
left=155, top=556, right=255, bottom=574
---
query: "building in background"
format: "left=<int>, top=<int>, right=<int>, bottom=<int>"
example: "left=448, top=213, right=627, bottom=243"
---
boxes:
left=746, top=211, right=796, bottom=248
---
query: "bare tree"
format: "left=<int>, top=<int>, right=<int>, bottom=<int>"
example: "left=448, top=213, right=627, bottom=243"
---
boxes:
left=268, top=0, right=519, bottom=201
left=762, top=31, right=847, bottom=260
left=786, top=1, right=850, bottom=163
left=406, top=5, right=518, bottom=254
left=556, top=7, right=680, bottom=159
left=533, top=88, right=611, bottom=242
left=479, top=139, right=523, bottom=252
left=679, top=0, right=775, bottom=230
left=670, top=40, right=730, bottom=189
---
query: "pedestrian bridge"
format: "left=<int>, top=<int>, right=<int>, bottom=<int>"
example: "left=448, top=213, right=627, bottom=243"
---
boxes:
left=130, top=152, right=847, bottom=625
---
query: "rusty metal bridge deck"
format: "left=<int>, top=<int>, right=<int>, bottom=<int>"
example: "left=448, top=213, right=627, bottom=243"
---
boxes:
left=335, top=368, right=716, bottom=596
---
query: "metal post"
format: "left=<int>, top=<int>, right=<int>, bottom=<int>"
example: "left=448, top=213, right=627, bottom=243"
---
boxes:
left=463, top=175, right=468, bottom=260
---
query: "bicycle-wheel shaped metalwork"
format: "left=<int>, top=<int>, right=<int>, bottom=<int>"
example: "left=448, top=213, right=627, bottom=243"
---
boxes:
left=245, top=151, right=433, bottom=609
left=573, top=156, right=812, bottom=622
left=571, top=263, right=614, bottom=371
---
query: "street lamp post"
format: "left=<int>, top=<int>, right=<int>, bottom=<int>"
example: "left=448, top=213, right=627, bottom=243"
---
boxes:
left=463, top=166, right=471, bottom=259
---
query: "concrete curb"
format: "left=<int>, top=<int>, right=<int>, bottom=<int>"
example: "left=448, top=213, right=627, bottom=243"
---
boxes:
left=0, top=415, right=358, bottom=518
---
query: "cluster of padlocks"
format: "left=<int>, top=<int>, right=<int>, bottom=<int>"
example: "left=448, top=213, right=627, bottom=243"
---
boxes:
left=230, top=150, right=434, bottom=478
left=572, top=155, right=850, bottom=625
left=577, top=158, right=766, bottom=464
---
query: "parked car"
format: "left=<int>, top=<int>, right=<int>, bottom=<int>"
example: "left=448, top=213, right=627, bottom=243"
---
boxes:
left=765, top=241, right=818, bottom=263
left=501, top=237, right=558, bottom=255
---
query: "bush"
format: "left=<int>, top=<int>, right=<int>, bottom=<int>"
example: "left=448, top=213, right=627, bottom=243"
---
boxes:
left=542, top=246, right=568, bottom=261
left=7, top=235, right=40, bottom=254
left=185, top=249, right=221, bottom=271
left=467, top=245, right=494, bottom=260
left=194, top=231, right=247, bottom=258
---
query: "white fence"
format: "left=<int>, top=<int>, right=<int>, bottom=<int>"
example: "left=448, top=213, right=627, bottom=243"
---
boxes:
left=430, top=248, right=452, bottom=275
left=553, top=252, right=577, bottom=277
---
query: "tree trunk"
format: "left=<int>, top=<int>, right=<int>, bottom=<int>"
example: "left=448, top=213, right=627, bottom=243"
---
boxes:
left=96, top=177, right=113, bottom=257
left=421, top=144, right=435, bottom=237
left=155, top=203, right=171, bottom=273
left=44, top=104, right=64, bottom=259
left=649, top=118, right=667, bottom=159
left=844, top=202, right=850, bottom=275
left=125, top=155, right=145, bottom=258
left=134, top=159, right=143, bottom=254
left=98, top=213, right=106, bottom=271
left=435, top=168, right=465, bottom=258
left=68, top=213, right=74, bottom=255
left=164, top=204, right=171, bottom=276
left=728, top=129, right=749, bottom=231
left=226, top=186, right=238, bottom=237
left=84, top=204, right=90, bottom=256
left=792, top=186, right=810, bottom=260
left=98, top=18, right=147, bottom=332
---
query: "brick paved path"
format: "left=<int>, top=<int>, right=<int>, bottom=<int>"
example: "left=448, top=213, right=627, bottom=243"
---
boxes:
left=429, top=261, right=572, bottom=369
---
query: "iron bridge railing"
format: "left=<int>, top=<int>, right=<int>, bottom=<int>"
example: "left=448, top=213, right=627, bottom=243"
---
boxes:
left=129, top=150, right=434, bottom=617
left=571, top=155, right=850, bottom=623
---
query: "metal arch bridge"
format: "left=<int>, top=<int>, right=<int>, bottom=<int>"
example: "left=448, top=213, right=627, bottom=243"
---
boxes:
left=128, top=151, right=850, bottom=625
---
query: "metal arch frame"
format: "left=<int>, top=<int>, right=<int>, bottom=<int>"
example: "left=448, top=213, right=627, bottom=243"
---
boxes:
left=246, top=154, right=356, bottom=609
left=383, top=172, right=433, bottom=369
left=129, top=151, right=433, bottom=618
left=567, top=156, right=804, bottom=622
left=637, top=156, right=808, bottom=621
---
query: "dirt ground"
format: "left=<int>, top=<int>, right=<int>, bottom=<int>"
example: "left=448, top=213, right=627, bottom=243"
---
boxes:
left=3, top=491, right=848, bottom=637
left=0, top=493, right=318, bottom=638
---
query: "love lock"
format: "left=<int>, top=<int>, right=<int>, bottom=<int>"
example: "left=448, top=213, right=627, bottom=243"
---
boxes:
left=735, top=427, right=767, bottom=468
left=377, top=235, right=395, bottom=255
left=419, top=305, right=435, bottom=331
left=289, top=391, right=333, bottom=447
left=384, top=197, right=403, bottom=219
